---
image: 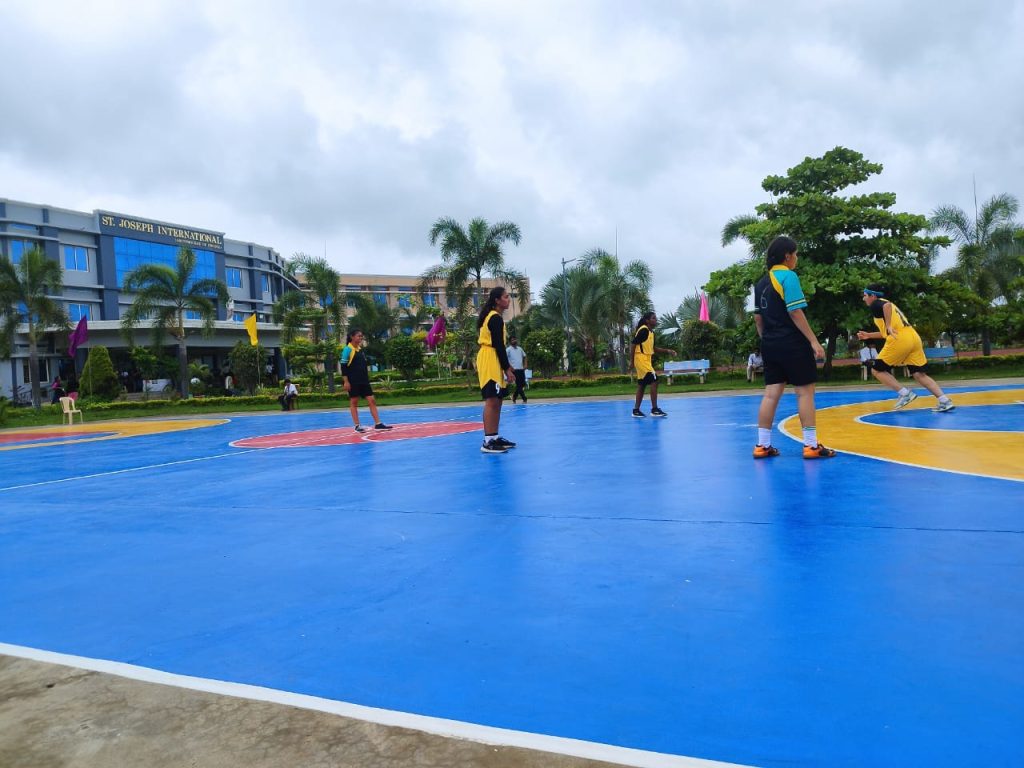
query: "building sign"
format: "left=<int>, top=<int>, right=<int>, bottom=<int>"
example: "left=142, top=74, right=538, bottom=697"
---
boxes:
left=98, top=212, right=225, bottom=252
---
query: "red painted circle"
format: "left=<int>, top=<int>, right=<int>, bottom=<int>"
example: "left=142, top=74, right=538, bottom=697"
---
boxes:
left=231, top=420, right=480, bottom=448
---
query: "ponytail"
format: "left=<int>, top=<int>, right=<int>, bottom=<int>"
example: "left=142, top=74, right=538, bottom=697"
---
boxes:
left=477, top=287, right=507, bottom=328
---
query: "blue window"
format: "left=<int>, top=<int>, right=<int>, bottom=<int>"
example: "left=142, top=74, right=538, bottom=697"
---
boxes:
left=63, top=245, right=89, bottom=271
left=261, top=274, right=271, bottom=293
left=397, top=288, right=413, bottom=309
left=114, top=237, right=216, bottom=290
left=226, top=268, right=243, bottom=288
left=68, top=303, right=92, bottom=322
left=447, top=294, right=458, bottom=309
left=10, top=223, right=39, bottom=233
left=9, top=239, right=36, bottom=264
left=373, top=292, right=387, bottom=305
left=185, top=310, right=201, bottom=320
left=423, top=293, right=438, bottom=307
left=233, top=311, right=245, bottom=322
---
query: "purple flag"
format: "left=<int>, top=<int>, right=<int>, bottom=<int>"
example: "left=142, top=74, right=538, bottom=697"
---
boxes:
left=425, top=315, right=447, bottom=350
left=68, top=316, right=89, bottom=356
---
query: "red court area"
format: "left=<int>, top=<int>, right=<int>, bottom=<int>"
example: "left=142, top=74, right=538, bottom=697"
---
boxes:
left=231, top=420, right=480, bottom=448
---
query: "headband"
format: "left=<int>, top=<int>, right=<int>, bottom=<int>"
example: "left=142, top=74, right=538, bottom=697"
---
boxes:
left=863, top=288, right=885, bottom=297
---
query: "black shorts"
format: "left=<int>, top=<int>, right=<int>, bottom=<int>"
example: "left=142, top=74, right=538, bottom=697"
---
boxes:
left=347, top=381, right=374, bottom=398
left=873, top=359, right=927, bottom=375
left=763, top=346, right=817, bottom=386
left=637, top=371, right=656, bottom=386
left=480, top=381, right=509, bottom=400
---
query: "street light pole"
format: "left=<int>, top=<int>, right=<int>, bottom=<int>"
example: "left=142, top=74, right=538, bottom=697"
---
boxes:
left=561, top=257, right=578, bottom=374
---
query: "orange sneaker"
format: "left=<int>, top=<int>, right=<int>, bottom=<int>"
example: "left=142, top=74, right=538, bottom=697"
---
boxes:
left=803, top=443, right=837, bottom=459
left=753, top=444, right=780, bottom=459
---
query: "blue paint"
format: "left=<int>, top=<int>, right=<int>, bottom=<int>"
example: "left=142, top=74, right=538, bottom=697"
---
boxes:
left=1, top=388, right=1022, bottom=767
left=861, top=402, right=1024, bottom=432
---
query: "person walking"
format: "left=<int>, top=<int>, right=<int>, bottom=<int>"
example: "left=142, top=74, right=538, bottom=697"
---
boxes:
left=340, top=329, right=392, bottom=432
left=856, top=284, right=955, bottom=412
left=629, top=311, right=673, bottom=417
left=477, top=287, right=516, bottom=453
left=752, top=235, right=836, bottom=459
left=505, top=336, right=528, bottom=403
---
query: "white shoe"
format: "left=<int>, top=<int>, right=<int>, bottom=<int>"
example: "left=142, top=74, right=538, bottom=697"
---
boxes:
left=894, top=391, right=918, bottom=410
left=933, top=399, right=955, bottom=413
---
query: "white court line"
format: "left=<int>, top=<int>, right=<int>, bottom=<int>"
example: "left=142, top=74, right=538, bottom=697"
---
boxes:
left=0, top=643, right=748, bottom=768
left=0, top=449, right=264, bottom=492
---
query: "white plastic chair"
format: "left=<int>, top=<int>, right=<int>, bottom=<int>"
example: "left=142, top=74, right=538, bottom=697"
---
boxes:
left=60, top=396, right=83, bottom=425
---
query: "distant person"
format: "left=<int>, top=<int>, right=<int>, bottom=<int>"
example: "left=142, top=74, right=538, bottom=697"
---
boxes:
left=752, top=235, right=836, bottom=459
left=278, top=378, right=299, bottom=411
left=224, top=372, right=235, bottom=395
left=505, top=336, right=528, bottom=403
left=477, top=287, right=516, bottom=453
left=859, top=340, right=878, bottom=377
left=340, top=329, right=392, bottom=432
left=856, top=284, right=954, bottom=412
left=746, top=348, right=764, bottom=382
left=50, top=375, right=65, bottom=405
left=629, top=311, right=673, bottom=417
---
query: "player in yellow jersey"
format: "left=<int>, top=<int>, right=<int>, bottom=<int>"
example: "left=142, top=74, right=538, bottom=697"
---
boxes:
left=629, top=311, right=674, bottom=417
left=856, top=284, right=954, bottom=412
left=476, top=286, right=517, bottom=453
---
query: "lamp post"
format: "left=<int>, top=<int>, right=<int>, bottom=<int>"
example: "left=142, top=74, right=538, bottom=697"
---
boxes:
left=561, top=257, right=579, bottom=373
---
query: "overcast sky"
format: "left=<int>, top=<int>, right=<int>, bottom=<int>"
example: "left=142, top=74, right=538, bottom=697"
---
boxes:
left=2, top=1, right=1022, bottom=312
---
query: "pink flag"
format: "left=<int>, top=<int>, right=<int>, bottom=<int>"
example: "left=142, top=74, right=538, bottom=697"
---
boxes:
left=699, top=292, right=710, bottom=323
left=68, top=316, right=89, bottom=355
left=425, top=315, right=447, bottom=350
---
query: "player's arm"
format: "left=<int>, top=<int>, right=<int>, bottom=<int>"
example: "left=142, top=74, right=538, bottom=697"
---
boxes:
left=882, top=301, right=897, bottom=338
left=490, top=315, right=515, bottom=382
left=754, top=313, right=764, bottom=338
left=340, top=347, right=352, bottom=391
left=788, top=309, right=825, bottom=360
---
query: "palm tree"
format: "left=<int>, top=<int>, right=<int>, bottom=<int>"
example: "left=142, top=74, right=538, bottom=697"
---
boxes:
left=272, top=254, right=344, bottom=391
left=0, top=247, right=69, bottom=408
left=580, top=249, right=652, bottom=371
left=931, top=193, right=1022, bottom=354
left=120, top=247, right=229, bottom=398
left=536, top=265, right=607, bottom=364
left=663, top=291, right=747, bottom=330
left=420, top=217, right=528, bottom=314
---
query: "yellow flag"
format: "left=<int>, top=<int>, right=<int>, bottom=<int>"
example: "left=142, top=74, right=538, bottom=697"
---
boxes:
left=244, top=313, right=259, bottom=346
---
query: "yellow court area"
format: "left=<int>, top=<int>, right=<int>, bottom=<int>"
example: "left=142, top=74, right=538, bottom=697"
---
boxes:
left=0, top=419, right=228, bottom=452
left=782, top=389, right=1024, bottom=483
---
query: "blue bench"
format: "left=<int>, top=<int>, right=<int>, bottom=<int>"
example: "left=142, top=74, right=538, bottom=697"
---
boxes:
left=663, top=359, right=710, bottom=385
left=925, top=347, right=956, bottom=366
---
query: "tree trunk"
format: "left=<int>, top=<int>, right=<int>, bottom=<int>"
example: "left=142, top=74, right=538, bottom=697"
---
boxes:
left=326, top=346, right=336, bottom=393
left=178, top=337, right=190, bottom=398
left=822, top=319, right=838, bottom=378
left=28, top=329, right=41, bottom=409
left=981, top=327, right=992, bottom=356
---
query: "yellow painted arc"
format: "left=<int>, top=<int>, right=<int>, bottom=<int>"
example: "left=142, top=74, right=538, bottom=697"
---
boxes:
left=781, top=389, right=1024, bottom=483
left=0, top=419, right=228, bottom=452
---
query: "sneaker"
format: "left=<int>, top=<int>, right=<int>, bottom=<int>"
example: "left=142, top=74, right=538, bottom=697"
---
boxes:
left=374, top=422, right=393, bottom=430
left=521, top=397, right=527, bottom=403
left=893, top=391, right=918, bottom=410
left=481, top=440, right=508, bottom=454
left=933, top=399, right=956, bottom=413
left=803, top=444, right=837, bottom=459
left=354, top=425, right=368, bottom=433
left=632, top=409, right=645, bottom=418
left=494, top=437, right=517, bottom=448
left=650, top=408, right=667, bottom=417
left=752, top=444, right=780, bottom=459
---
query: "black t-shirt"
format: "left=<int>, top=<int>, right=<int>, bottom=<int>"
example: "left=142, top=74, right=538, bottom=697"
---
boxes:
left=754, top=273, right=807, bottom=351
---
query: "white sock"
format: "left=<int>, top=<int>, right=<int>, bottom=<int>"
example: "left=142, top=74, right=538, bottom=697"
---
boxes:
left=938, top=395, right=950, bottom=403
left=897, top=387, right=909, bottom=397
left=803, top=427, right=817, bottom=448
left=758, top=427, right=772, bottom=446
left=484, top=433, right=497, bottom=444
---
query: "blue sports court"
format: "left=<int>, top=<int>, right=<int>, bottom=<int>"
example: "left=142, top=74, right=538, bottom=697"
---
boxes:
left=1, top=385, right=1022, bottom=767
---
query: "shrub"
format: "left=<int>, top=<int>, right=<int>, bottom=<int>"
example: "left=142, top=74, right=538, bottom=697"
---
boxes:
left=386, top=334, right=424, bottom=380
left=79, top=346, right=121, bottom=400
left=679, top=319, right=723, bottom=363
left=523, top=328, right=564, bottom=376
left=229, top=341, right=265, bottom=395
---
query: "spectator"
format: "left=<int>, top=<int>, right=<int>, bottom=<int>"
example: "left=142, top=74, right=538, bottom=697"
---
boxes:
left=746, top=348, right=764, bottom=382
left=50, top=375, right=65, bottom=405
left=278, top=378, right=299, bottom=411
left=505, top=336, right=528, bottom=403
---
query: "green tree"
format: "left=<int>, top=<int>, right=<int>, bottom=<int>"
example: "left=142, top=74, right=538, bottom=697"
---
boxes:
left=79, top=345, right=121, bottom=400
left=580, top=249, right=652, bottom=372
left=272, top=254, right=344, bottom=392
left=228, top=341, right=265, bottom=394
left=385, top=333, right=424, bottom=381
left=930, top=193, right=1022, bottom=355
left=0, top=246, right=70, bottom=409
left=708, top=146, right=945, bottom=374
left=120, top=246, right=229, bottom=399
left=522, top=328, right=564, bottom=377
left=420, top=217, right=528, bottom=314
left=678, top=319, right=723, bottom=363
left=535, top=265, right=606, bottom=366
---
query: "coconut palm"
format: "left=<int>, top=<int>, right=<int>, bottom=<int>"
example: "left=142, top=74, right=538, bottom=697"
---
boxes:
left=536, top=265, right=607, bottom=365
left=930, top=193, right=1022, bottom=354
left=272, top=254, right=345, bottom=391
left=120, top=247, right=229, bottom=399
left=420, top=217, right=528, bottom=314
left=580, top=249, right=652, bottom=371
left=0, top=246, right=70, bottom=408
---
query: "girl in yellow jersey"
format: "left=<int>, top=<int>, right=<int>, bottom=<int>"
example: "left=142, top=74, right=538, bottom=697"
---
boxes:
left=476, top=286, right=517, bottom=453
left=630, top=311, right=674, bottom=417
left=856, top=284, right=954, bottom=412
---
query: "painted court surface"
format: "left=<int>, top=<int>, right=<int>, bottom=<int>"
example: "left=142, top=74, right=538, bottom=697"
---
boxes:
left=1, top=386, right=1022, bottom=767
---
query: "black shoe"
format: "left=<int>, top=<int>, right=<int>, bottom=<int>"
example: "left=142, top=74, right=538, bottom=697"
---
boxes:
left=481, top=440, right=508, bottom=454
left=374, top=422, right=393, bottom=430
left=354, top=425, right=367, bottom=433
left=494, top=437, right=517, bottom=449
left=650, top=408, right=667, bottom=417
left=632, top=409, right=645, bottom=418
left=522, top=397, right=527, bottom=403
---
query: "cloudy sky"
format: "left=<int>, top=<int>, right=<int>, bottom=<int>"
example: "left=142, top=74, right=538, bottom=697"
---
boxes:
left=2, top=1, right=1022, bottom=311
